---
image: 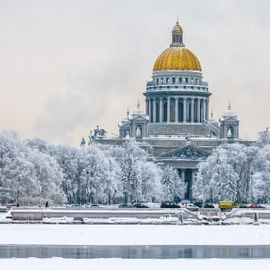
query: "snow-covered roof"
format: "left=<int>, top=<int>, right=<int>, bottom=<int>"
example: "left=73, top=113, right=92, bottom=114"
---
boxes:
left=220, top=104, right=239, bottom=121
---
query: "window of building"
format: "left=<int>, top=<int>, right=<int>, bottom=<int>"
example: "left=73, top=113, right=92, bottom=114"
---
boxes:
left=172, top=77, right=175, bottom=84
left=156, top=78, right=159, bottom=85
left=166, top=77, right=169, bottom=84
left=185, top=78, right=188, bottom=84
left=135, top=126, right=142, bottom=138
left=179, top=77, right=182, bottom=83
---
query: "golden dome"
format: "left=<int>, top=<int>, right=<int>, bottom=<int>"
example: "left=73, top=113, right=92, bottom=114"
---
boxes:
left=153, top=46, right=202, bottom=71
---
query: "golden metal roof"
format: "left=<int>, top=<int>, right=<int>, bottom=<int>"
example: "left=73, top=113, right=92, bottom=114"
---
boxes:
left=173, top=22, right=182, bottom=31
left=153, top=46, right=202, bottom=71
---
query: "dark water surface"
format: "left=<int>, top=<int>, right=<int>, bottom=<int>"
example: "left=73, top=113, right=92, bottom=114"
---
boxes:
left=0, top=245, right=270, bottom=259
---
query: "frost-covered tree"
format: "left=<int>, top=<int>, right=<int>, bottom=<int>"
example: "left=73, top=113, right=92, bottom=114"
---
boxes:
left=0, top=131, right=190, bottom=205
left=160, top=166, right=186, bottom=201
left=252, top=145, right=270, bottom=202
left=117, top=140, right=147, bottom=203
left=27, top=149, right=65, bottom=204
left=256, top=128, right=270, bottom=148
left=194, top=143, right=260, bottom=203
left=140, top=161, right=161, bottom=202
left=49, top=145, right=81, bottom=204
left=0, top=132, right=65, bottom=205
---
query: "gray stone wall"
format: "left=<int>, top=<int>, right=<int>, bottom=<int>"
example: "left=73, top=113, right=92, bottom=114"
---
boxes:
left=148, top=123, right=211, bottom=136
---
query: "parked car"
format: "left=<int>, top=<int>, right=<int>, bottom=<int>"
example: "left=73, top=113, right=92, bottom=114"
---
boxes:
left=248, top=204, right=265, bottom=209
left=160, top=201, right=180, bottom=208
left=239, top=204, right=248, bottom=208
left=133, top=203, right=149, bottom=208
left=119, top=204, right=133, bottom=208
left=90, top=204, right=100, bottom=207
left=194, top=201, right=203, bottom=208
left=185, top=203, right=199, bottom=211
left=194, top=201, right=214, bottom=208
left=180, top=200, right=191, bottom=205
left=203, top=203, right=215, bottom=208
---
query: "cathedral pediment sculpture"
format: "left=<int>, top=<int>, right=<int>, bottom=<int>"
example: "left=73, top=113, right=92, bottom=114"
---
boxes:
left=158, top=145, right=210, bottom=161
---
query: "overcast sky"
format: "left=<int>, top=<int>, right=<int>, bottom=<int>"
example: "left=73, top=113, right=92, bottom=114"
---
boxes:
left=0, top=0, right=269, bottom=145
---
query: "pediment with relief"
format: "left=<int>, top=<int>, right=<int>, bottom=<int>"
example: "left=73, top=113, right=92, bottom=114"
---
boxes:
left=158, top=145, right=210, bottom=161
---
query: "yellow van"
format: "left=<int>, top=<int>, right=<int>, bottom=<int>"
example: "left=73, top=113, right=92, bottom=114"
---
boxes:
left=219, top=201, right=239, bottom=210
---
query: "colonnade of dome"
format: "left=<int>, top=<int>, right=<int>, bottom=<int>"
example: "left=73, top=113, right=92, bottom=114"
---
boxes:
left=146, top=96, right=209, bottom=124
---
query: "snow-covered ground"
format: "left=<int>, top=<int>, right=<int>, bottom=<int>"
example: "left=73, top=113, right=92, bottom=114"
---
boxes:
left=0, top=224, right=269, bottom=245
left=1, top=258, right=270, bottom=270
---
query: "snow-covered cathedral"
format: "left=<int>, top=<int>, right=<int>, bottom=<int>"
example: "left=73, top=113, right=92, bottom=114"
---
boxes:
left=93, top=21, right=252, bottom=200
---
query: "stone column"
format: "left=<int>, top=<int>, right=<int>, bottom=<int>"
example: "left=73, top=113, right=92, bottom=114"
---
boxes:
left=146, top=99, right=149, bottom=115
left=197, top=99, right=200, bottom=123
left=153, top=98, right=156, bottom=123
left=202, top=99, right=206, bottom=122
left=175, top=97, right=179, bottom=122
left=191, top=98, right=194, bottom=123
left=206, top=99, right=209, bottom=121
left=183, top=97, right=187, bottom=123
left=149, top=100, right=152, bottom=122
left=167, top=97, right=170, bottom=123
left=159, top=98, right=162, bottom=123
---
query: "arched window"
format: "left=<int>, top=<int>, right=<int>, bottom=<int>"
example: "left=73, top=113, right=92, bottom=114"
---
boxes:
left=135, top=126, right=142, bottom=138
left=227, top=127, right=234, bottom=138
left=179, top=77, right=182, bottom=83
left=156, top=78, right=159, bottom=85
left=125, top=131, right=130, bottom=138
left=172, top=77, right=175, bottom=84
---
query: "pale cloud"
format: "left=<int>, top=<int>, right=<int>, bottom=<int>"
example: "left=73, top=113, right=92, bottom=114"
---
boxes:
left=0, top=0, right=269, bottom=145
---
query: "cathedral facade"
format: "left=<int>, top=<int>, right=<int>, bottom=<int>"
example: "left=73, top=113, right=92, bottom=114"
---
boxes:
left=93, top=22, right=252, bottom=201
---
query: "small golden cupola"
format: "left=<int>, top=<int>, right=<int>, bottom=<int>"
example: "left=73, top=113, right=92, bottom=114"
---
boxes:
left=153, top=21, right=202, bottom=71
